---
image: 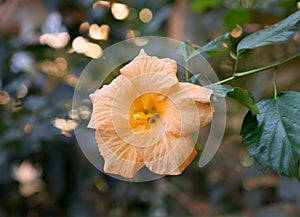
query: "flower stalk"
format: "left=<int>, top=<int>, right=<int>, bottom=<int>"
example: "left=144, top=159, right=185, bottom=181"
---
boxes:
left=273, top=69, right=278, bottom=99
left=214, top=52, right=300, bottom=85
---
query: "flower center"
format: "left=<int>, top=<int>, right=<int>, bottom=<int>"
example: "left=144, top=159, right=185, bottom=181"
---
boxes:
left=129, top=93, right=165, bottom=128
left=133, top=111, right=152, bottom=124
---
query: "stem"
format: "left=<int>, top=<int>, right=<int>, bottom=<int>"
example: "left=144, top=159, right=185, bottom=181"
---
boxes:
left=214, top=52, right=300, bottom=85
left=214, top=76, right=235, bottom=85
left=273, top=69, right=278, bottom=98
left=233, top=53, right=239, bottom=73
left=185, top=62, right=189, bottom=82
left=235, top=53, right=300, bottom=77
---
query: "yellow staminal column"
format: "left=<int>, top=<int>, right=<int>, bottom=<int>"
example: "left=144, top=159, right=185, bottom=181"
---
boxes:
left=133, top=111, right=152, bottom=124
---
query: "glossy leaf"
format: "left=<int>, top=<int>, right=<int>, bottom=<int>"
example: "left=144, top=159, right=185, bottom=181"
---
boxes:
left=227, top=87, right=260, bottom=115
left=177, top=41, right=197, bottom=62
left=206, top=84, right=259, bottom=114
left=237, top=10, right=300, bottom=53
left=241, top=92, right=300, bottom=179
left=192, top=32, right=231, bottom=57
left=205, top=84, right=233, bottom=98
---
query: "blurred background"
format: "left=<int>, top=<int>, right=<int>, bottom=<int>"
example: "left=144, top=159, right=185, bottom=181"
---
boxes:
left=1, top=0, right=300, bottom=216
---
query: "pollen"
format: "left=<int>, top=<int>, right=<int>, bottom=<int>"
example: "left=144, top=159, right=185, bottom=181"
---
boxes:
left=129, top=93, right=164, bottom=128
left=133, top=111, right=152, bottom=124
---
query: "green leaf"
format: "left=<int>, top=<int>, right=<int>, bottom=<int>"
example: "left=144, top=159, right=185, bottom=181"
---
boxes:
left=206, top=84, right=259, bottom=114
left=224, top=9, right=251, bottom=30
left=189, top=74, right=200, bottom=84
left=192, top=32, right=231, bottom=57
left=241, top=92, right=300, bottom=179
left=237, top=10, right=300, bottom=53
left=205, top=84, right=233, bottom=99
left=190, top=0, right=222, bottom=11
left=227, top=87, right=260, bottom=115
left=177, top=41, right=197, bottom=62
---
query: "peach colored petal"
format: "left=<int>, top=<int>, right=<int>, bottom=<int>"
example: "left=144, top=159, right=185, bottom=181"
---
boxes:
left=120, top=49, right=178, bottom=80
left=110, top=73, right=178, bottom=133
left=180, top=82, right=213, bottom=103
left=111, top=76, right=176, bottom=148
left=195, top=102, right=214, bottom=128
left=87, top=107, right=96, bottom=128
left=97, top=129, right=143, bottom=162
left=87, top=75, right=129, bottom=130
left=175, top=148, right=197, bottom=174
left=87, top=50, right=215, bottom=178
left=128, top=72, right=178, bottom=96
left=112, top=113, right=166, bottom=148
left=144, top=133, right=196, bottom=175
left=96, top=130, right=144, bottom=178
left=163, top=83, right=213, bottom=136
left=181, top=82, right=214, bottom=128
left=162, top=84, right=200, bottom=136
left=155, top=95, right=182, bottom=136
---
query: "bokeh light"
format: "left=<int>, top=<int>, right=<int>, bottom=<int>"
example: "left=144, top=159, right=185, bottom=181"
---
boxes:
left=23, top=124, right=33, bottom=133
left=126, top=29, right=140, bottom=38
left=52, top=118, right=78, bottom=137
left=39, top=57, right=68, bottom=77
left=72, top=36, right=102, bottom=58
left=78, top=105, right=91, bottom=119
left=68, top=109, right=79, bottom=119
left=84, top=42, right=103, bottom=58
left=93, top=0, right=111, bottom=9
left=11, top=161, right=44, bottom=197
left=89, top=24, right=110, bottom=40
left=139, top=8, right=153, bottom=23
left=16, top=83, right=28, bottom=99
left=79, top=22, right=90, bottom=33
left=230, top=24, right=243, bottom=38
left=12, top=160, right=42, bottom=184
left=0, top=90, right=11, bottom=105
left=111, top=3, right=129, bottom=20
left=55, top=57, right=68, bottom=71
left=64, top=74, right=79, bottom=87
left=134, top=37, right=149, bottom=46
left=72, top=36, right=88, bottom=54
left=39, top=32, right=70, bottom=49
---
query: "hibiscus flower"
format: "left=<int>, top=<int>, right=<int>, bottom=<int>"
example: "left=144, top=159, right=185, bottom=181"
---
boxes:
left=88, top=49, right=214, bottom=178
